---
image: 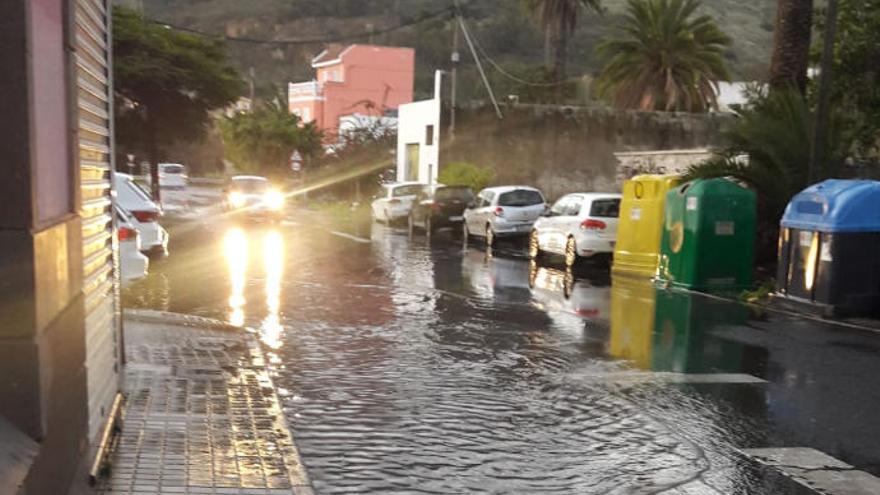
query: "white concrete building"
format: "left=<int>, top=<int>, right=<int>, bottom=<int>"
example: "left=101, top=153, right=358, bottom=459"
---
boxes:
left=396, top=71, right=442, bottom=184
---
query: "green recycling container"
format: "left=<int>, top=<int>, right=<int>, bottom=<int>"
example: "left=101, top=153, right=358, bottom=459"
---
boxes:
left=656, top=178, right=756, bottom=291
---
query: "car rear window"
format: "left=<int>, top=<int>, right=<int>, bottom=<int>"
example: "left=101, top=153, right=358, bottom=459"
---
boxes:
left=393, top=185, right=423, bottom=197
left=590, top=198, right=621, bottom=217
left=127, top=179, right=154, bottom=203
left=162, top=164, right=185, bottom=174
left=498, top=189, right=544, bottom=207
left=232, top=178, right=269, bottom=193
left=436, top=187, right=473, bottom=201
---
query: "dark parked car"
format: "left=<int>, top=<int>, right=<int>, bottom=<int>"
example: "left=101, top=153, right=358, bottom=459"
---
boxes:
left=409, top=185, right=475, bottom=235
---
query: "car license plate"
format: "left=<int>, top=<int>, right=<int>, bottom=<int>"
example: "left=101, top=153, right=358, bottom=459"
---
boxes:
left=449, top=216, right=463, bottom=221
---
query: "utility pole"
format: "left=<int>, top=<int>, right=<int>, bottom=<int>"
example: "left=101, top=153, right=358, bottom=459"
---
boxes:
left=248, top=67, right=255, bottom=103
left=456, top=13, right=502, bottom=119
left=810, top=0, right=839, bottom=183
left=450, top=16, right=460, bottom=140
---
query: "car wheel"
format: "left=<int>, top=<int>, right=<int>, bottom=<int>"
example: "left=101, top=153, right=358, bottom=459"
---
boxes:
left=565, top=236, right=580, bottom=269
left=528, top=230, right=542, bottom=260
left=486, top=225, right=495, bottom=249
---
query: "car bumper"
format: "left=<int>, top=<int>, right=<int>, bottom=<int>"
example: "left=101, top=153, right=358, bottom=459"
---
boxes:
left=574, top=232, right=616, bottom=256
left=120, top=245, right=149, bottom=285
left=492, top=221, right=535, bottom=236
left=141, top=225, right=169, bottom=257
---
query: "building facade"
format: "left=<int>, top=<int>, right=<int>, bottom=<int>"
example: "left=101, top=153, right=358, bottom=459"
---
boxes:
left=396, top=71, right=442, bottom=185
left=0, top=1, right=120, bottom=493
left=288, top=44, right=415, bottom=139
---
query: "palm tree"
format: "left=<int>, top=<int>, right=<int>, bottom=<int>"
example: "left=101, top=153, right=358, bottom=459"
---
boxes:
left=526, top=0, right=603, bottom=81
left=768, top=0, right=814, bottom=94
left=594, top=0, right=731, bottom=112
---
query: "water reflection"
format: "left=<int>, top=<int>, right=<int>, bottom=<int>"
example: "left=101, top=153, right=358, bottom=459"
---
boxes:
left=529, top=265, right=611, bottom=320
left=609, top=275, right=656, bottom=368
left=261, top=229, right=284, bottom=349
left=224, top=228, right=248, bottom=326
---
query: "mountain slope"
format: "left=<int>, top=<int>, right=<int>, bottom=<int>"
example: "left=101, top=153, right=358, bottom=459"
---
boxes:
left=127, top=0, right=776, bottom=101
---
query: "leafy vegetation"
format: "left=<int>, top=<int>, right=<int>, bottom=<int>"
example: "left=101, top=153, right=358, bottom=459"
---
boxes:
left=595, top=0, right=731, bottom=112
left=219, top=97, right=323, bottom=178
left=439, top=162, right=497, bottom=192
left=113, top=6, right=243, bottom=198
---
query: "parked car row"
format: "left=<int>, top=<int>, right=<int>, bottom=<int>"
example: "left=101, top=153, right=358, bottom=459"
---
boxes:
left=113, top=172, right=171, bottom=285
left=371, top=182, right=623, bottom=269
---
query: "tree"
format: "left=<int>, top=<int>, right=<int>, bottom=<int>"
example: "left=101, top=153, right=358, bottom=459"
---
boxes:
left=769, top=0, right=814, bottom=93
left=113, top=6, right=243, bottom=199
left=219, top=97, right=323, bottom=179
left=594, top=0, right=731, bottom=112
left=525, top=0, right=603, bottom=82
left=823, top=0, right=880, bottom=159
left=685, top=88, right=843, bottom=261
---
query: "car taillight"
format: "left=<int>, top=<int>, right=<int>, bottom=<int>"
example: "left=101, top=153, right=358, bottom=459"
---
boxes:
left=581, top=219, right=607, bottom=230
left=389, top=199, right=401, bottom=204
left=131, top=210, right=158, bottom=223
left=118, top=226, right=138, bottom=242
left=431, top=202, right=443, bottom=212
left=493, top=207, right=505, bottom=217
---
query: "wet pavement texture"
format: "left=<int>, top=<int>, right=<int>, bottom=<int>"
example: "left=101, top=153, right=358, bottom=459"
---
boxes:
left=124, top=211, right=880, bottom=494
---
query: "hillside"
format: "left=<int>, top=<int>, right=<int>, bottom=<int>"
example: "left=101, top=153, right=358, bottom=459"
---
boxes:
left=127, top=0, right=776, bottom=101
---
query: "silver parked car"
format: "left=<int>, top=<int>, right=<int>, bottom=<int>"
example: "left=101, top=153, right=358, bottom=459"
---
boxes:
left=463, top=186, right=547, bottom=247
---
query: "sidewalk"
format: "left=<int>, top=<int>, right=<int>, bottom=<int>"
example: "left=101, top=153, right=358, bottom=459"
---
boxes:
left=98, top=311, right=312, bottom=495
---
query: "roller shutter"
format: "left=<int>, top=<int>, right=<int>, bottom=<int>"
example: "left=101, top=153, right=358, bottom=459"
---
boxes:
left=74, top=0, right=120, bottom=442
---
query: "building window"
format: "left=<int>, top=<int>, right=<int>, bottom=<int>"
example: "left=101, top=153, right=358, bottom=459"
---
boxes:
left=425, top=125, right=434, bottom=146
left=303, top=108, right=311, bottom=122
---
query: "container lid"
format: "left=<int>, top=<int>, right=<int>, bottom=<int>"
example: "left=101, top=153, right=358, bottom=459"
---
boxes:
left=624, top=174, right=681, bottom=200
left=781, top=179, right=880, bottom=232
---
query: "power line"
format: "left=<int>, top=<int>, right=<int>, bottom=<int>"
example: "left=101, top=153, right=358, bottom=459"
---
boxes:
left=456, top=12, right=578, bottom=87
left=147, top=7, right=454, bottom=46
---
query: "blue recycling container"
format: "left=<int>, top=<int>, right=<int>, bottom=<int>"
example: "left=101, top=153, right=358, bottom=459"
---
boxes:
left=777, top=180, right=880, bottom=316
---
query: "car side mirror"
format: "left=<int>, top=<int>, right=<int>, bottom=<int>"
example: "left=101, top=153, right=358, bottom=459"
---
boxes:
left=467, top=201, right=476, bottom=209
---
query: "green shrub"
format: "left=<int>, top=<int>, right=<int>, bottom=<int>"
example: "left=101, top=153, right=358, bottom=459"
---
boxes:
left=439, top=162, right=496, bottom=192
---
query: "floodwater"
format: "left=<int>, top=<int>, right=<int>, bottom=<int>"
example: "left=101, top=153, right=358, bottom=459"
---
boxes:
left=125, top=212, right=880, bottom=494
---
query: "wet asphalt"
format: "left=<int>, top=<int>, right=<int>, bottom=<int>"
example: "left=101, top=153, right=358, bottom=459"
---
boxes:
left=124, top=208, right=880, bottom=494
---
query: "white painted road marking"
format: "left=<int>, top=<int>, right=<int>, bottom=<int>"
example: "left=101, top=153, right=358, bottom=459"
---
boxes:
left=329, top=230, right=371, bottom=244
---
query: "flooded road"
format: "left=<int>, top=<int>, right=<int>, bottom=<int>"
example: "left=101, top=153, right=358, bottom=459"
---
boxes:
left=125, top=212, right=880, bottom=494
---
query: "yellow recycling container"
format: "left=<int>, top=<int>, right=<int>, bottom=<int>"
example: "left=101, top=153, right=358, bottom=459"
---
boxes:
left=609, top=274, right=657, bottom=370
left=613, top=174, right=682, bottom=277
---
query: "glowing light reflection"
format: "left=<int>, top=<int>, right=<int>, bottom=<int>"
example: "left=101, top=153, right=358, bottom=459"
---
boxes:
left=224, top=228, right=248, bottom=326
left=261, top=229, right=284, bottom=349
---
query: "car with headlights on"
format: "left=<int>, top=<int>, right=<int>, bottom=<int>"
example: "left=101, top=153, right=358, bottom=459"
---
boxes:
left=529, top=193, right=621, bottom=268
left=223, top=175, right=285, bottom=222
left=463, top=186, right=547, bottom=248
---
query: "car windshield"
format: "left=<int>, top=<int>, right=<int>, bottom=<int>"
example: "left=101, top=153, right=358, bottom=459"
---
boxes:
left=392, top=185, right=422, bottom=197
left=232, top=178, right=269, bottom=193
left=590, top=198, right=621, bottom=217
left=162, top=164, right=185, bottom=174
left=435, top=187, right=473, bottom=201
left=498, top=189, right=543, bottom=207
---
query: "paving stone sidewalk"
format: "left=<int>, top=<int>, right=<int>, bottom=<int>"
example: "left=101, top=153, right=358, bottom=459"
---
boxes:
left=98, top=311, right=312, bottom=495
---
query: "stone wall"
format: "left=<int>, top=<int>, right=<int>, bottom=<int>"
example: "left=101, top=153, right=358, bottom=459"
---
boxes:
left=443, top=104, right=733, bottom=199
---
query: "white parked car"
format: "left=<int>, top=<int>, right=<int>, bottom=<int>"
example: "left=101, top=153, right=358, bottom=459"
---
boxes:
left=463, top=186, right=547, bottom=247
left=158, top=163, right=188, bottom=189
left=113, top=173, right=169, bottom=257
left=115, top=205, right=149, bottom=285
left=371, top=182, right=426, bottom=224
left=529, top=193, right=622, bottom=268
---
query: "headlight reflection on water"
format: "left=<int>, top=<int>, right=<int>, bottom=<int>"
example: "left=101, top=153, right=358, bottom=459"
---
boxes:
left=223, top=227, right=286, bottom=349
left=261, top=229, right=284, bottom=350
left=224, top=228, right=248, bottom=326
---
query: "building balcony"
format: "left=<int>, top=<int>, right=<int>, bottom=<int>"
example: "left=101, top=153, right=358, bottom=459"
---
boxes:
left=288, top=81, right=324, bottom=102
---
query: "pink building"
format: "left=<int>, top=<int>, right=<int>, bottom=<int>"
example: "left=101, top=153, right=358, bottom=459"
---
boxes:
left=288, top=44, right=415, bottom=138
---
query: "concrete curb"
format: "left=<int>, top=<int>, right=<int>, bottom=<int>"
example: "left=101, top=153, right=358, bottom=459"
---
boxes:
left=123, top=309, right=249, bottom=333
